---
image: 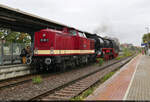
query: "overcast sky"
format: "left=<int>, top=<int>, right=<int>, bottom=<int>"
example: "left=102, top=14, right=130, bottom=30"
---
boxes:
left=1, top=0, right=150, bottom=46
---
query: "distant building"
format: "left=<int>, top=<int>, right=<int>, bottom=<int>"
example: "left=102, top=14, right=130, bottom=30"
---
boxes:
left=121, top=43, right=133, bottom=49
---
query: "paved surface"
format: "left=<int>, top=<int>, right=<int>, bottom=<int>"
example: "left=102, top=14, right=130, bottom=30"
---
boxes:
left=126, top=55, right=150, bottom=100
left=86, top=55, right=142, bottom=100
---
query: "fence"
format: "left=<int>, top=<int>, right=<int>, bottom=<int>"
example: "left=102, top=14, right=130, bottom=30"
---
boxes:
left=0, top=40, right=31, bottom=66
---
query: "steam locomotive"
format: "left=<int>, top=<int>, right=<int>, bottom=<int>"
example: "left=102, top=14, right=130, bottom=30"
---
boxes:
left=27, top=27, right=119, bottom=71
left=85, top=33, right=119, bottom=60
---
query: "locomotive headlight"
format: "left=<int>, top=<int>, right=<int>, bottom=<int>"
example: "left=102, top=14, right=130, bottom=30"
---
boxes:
left=43, top=34, right=46, bottom=37
left=43, top=39, right=46, bottom=42
left=50, top=47, right=54, bottom=54
left=40, top=39, right=43, bottom=42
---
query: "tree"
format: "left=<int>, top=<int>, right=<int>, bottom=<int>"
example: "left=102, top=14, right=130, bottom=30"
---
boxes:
left=0, top=28, right=31, bottom=44
left=142, top=33, right=150, bottom=43
left=0, top=28, right=11, bottom=39
left=0, top=31, right=3, bottom=39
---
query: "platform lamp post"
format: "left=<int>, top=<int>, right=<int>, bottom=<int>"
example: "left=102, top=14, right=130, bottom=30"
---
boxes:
left=145, top=26, right=150, bottom=54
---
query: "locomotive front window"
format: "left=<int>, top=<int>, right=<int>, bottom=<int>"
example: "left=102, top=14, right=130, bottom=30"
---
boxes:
left=78, top=32, right=82, bottom=37
left=78, top=32, right=86, bottom=38
left=82, top=33, right=87, bottom=38
left=69, top=30, right=76, bottom=36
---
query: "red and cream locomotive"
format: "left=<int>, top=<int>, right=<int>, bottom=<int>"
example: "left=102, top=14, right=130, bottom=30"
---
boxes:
left=31, top=27, right=95, bottom=71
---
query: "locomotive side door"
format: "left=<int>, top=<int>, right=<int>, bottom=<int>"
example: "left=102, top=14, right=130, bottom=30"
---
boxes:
left=68, top=29, right=78, bottom=50
left=78, top=32, right=87, bottom=50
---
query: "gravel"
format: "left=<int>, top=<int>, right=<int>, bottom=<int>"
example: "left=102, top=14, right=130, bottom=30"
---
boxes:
left=0, top=59, right=119, bottom=101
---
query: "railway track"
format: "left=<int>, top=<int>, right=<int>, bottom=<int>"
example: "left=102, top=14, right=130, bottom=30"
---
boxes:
left=0, top=63, right=97, bottom=90
left=29, top=55, right=134, bottom=101
left=0, top=56, right=121, bottom=91
left=0, top=73, right=43, bottom=90
left=0, top=53, right=125, bottom=90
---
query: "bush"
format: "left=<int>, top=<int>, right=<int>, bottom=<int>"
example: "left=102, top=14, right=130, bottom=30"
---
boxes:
left=123, top=48, right=133, bottom=57
left=32, top=76, right=42, bottom=84
left=115, top=56, right=124, bottom=60
left=97, top=58, right=104, bottom=66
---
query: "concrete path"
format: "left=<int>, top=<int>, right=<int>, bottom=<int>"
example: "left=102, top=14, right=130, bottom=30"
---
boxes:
left=126, top=55, right=150, bottom=100
left=86, top=55, right=142, bottom=100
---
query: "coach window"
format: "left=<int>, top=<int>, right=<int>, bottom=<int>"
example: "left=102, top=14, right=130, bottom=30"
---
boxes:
left=69, top=30, right=77, bottom=36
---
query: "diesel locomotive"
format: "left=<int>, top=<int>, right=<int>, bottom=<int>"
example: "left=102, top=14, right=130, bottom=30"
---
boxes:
left=30, top=27, right=96, bottom=71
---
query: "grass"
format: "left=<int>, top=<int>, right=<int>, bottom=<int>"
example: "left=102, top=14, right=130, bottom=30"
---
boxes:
left=32, top=76, right=43, bottom=84
left=96, top=58, right=104, bottom=66
left=115, top=55, right=124, bottom=60
left=71, top=70, right=117, bottom=100
left=100, top=71, right=115, bottom=83
left=116, top=49, right=134, bottom=60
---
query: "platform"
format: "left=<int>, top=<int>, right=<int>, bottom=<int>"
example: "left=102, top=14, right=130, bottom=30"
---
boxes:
left=86, top=54, right=150, bottom=100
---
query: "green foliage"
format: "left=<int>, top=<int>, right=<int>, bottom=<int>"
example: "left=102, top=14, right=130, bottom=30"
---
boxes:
left=123, top=48, right=133, bottom=57
left=97, top=58, right=104, bottom=66
left=100, top=71, right=115, bottom=83
left=0, top=32, right=3, bottom=38
left=142, top=33, right=150, bottom=43
left=116, top=48, right=133, bottom=60
left=32, top=76, right=42, bottom=84
left=115, top=56, right=124, bottom=60
left=71, top=87, right=95, bottom=100
left=0, top=28, right=31, bottom=44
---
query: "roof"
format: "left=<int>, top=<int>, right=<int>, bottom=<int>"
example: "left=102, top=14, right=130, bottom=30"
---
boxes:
left=0, top=4, right=71, bottom=33
left=0, top=4, right=94, bottom=36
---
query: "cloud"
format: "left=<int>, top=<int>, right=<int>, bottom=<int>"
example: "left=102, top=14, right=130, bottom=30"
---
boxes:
left=1, top=0, right=150, bottom=46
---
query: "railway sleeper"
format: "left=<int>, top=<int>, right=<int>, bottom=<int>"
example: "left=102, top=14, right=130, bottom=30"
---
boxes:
left=54, top=92, right=75, bottom=97
left=71, top=82, right=89, bottom=87
left=74, top=82, right=88, bottom=86
left=63, top=88, right=83, bottom=91
left=67, top=85, right=86, bottom=88
left=71, top=85, right=87, bottom=88
left=42, top=95, right=69, bottom=100
left=49, top=95, right=71, bottom=99
left=58, top=90, right=78, bottom=94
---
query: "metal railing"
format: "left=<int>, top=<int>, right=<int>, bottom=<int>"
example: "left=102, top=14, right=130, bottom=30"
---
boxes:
left=0, top=40, right=31, bottom=66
